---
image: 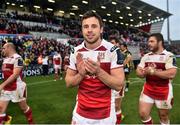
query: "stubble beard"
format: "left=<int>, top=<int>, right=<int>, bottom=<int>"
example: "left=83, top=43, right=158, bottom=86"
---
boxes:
left=84, top=36, right=100, bottom=45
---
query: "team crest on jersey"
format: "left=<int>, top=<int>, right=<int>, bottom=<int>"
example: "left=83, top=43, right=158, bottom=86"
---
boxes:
left=98, top=52, right=105, bottom=60
left=146, top=56, right=151, bottom=61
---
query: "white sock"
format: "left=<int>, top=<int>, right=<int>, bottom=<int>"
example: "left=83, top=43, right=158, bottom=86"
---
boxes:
left=160, top=120, right=170, bottom=125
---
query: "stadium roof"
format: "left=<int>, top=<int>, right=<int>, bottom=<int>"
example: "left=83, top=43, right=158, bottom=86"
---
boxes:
left=6, top=0, right=172, bottom=27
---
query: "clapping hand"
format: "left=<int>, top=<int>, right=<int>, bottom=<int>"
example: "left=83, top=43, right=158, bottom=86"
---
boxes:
left=76, top=53, right=86, bottom=77
left=84, top=56, right=101, bottom=75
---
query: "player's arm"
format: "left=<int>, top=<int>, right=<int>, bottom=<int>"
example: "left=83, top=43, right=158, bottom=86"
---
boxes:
left=153, top=68, right=177, bottom=79
left=147, top=54, right=177, bottom=79
left=0, top=67, right=22, bottom=90
left=98, top=48, right=124, bottom=91
left=97, top=67, right=124, bottom=91
left=0, top=57, right=24, bottom=90
left=65, top=68, right=84, bottom=88
left=136, top=55, right=146, bottom=78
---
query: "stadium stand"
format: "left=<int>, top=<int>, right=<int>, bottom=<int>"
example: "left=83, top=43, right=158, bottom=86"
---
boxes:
left=1, top=11, right=179, bottom=75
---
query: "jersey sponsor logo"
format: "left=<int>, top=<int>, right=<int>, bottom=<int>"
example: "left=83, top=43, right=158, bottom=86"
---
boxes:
left=159, top=56, right=164, bottom=61
left=145, top=56, right=151, bottom=62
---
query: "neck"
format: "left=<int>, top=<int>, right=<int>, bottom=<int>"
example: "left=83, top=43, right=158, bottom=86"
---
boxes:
left=154, top=47, right=164, bottom=54
left=8, top=51, right=16, bottom=57
left=85, top=38, right=102, bottom=50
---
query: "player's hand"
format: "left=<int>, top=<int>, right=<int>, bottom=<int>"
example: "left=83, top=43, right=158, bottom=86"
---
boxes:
left=84, top=56, right=101, bottom=75
left=76, top=53, right=86, bottom=77
left=144, top=67, right=156, bottom=75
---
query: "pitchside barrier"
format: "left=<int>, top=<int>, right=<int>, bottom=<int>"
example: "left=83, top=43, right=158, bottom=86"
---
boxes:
left=0, top=64, right=54, bottom=80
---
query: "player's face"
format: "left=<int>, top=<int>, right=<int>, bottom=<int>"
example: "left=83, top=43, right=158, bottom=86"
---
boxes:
left=110, top=39, right=119, bottom=47
left=120, top=45, right=125, bottom=51
left=1, top=44, right=8, bottom=57
left=82, top=17, right=103, bottom=44
left=110, top=39, right=116, bottom=45
left=148, top=36, right=159, bottom=52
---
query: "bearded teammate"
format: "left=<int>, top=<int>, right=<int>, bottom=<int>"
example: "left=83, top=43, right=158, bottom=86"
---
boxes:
left=53, top=51, right=62, bottom=81
left=65, top=11, right=125, bottom=124
left=0, top=42, right=34, bottom=124
left=110, top=37, right=125, bottom=124
left=136, top=33, right=177, bottom=124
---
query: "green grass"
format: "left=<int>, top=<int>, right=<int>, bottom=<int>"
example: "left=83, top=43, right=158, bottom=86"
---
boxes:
left=4, top=58, right=180, bottom=124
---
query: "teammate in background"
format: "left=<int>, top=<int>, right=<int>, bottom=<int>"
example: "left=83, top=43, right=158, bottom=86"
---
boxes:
left=53, top=51, right=62, bottom=81
left=65, top=10, right=125, bottom=124
left=136, top=33, right=177, bottom=124
left=110, top=37, right=125, bottom=124
left=120, top=43, right=132, bottom=92
left=0, top=42, right=34, bottom=124
left=63, top=53, right=70, bottom=76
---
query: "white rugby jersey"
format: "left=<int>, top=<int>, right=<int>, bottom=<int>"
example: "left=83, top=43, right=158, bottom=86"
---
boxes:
left=68, top=39, right=124, bottom=119
left=2, top=53, right=24, bottom=91
left=138, top=49, right=177, bottom=100
left=53, top=54, right=62, bottom=65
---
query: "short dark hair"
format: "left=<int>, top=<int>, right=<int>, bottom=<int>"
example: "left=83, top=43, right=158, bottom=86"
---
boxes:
left=109, top=37, right=120, bottom=44
left=120, top=42, right=127, bottom=48
left=149, top=33, right=164, bottom=47
left=81, top=10, right=103, bottom=28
